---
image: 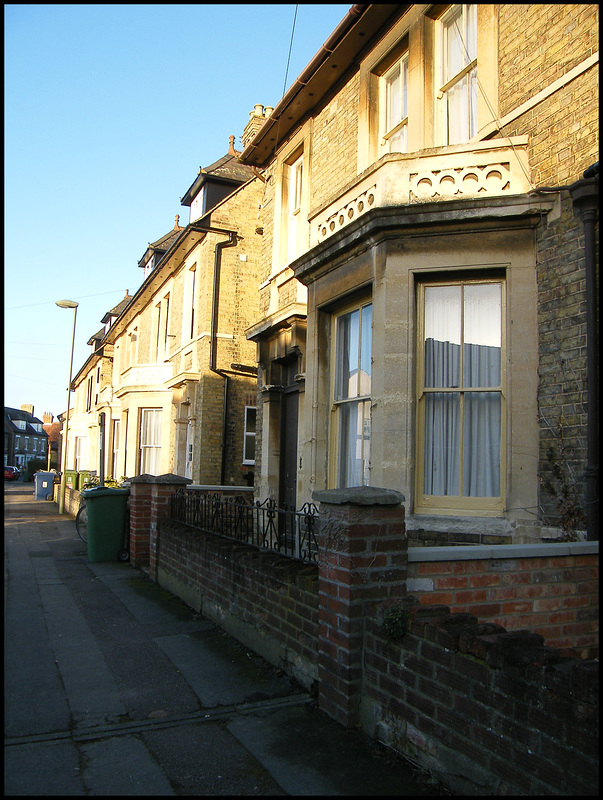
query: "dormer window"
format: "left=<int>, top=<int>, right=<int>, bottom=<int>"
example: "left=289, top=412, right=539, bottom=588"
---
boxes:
left=189, top=187, right=205, bottom=224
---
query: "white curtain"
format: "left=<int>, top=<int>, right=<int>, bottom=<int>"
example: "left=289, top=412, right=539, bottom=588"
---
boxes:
left=423, top=283, right=501, bottom=498
left=140, top=409, right=162, bottom=475
left=446, top=69, right=478, bottom=145
left=338, top=400, right=371, bottom=488
left=335, top=304, right=372, bottom=488
left=385, top=57, right=408, bottom=153
left=443, top=4, right=478, bottom=144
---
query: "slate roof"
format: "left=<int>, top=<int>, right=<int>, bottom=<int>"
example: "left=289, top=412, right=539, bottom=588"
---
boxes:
left=137, top=224, right=184, bottom=270
left=201, top=152, right=256, bottom=183
left=180, top=151, right=256, bottom=207
left=101, top=294, right=133, bottom=324
left=87, top=328, right=106, bottom=347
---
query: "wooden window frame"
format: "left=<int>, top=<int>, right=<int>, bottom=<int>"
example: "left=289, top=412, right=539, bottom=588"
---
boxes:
left=380, top=51, right=409, bottom=155
left=436, top=3, right=478, bottom=145
left=329, top=296, right=373, bottom=490
left=415, top=274, right=506, bottom=515
left=138, top=408, right=162, bottom=476
left=286, top=151, right=304, bottom=265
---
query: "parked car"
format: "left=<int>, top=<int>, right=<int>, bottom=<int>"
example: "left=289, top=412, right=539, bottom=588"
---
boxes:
left=4, top=466, right=21, bottom=481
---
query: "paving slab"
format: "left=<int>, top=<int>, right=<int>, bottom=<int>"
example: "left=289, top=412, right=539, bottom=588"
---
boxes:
left=4, top=484, right=446, bottom=796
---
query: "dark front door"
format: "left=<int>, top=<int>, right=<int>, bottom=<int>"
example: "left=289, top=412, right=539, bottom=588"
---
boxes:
left=280, top=383, right=299, bottom=511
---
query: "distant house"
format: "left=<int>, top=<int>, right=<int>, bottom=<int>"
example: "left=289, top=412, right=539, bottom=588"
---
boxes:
left=240, top=3, right=599, bottom=541
left=42, top=412, right=61, bottom=470
left=4, top=405, right=49, bottom=469
left=69, top=132, right=264, bottom=485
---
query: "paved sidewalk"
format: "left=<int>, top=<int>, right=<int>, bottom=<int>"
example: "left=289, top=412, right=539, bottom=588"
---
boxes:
left=4, top=483, right=444, bottom=796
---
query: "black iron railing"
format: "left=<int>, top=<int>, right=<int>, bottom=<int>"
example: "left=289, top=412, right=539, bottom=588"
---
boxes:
left=170, top=489, right=319, bottom=563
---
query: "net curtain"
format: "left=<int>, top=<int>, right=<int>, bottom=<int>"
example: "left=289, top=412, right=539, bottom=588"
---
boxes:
left=423, top=284, right=501, bottom=498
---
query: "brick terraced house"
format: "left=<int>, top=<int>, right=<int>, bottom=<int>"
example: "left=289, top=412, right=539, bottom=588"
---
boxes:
left=241, top=3, right=599, bottom=543
left=4, top=405, right=49, bottom=471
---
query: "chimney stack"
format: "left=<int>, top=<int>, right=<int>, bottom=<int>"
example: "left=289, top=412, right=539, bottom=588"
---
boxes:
left=241, top=104, right=272, bottom=150
left=43, top=412, right=53, bottom=424
left=20, top=404, right=34, bottom=417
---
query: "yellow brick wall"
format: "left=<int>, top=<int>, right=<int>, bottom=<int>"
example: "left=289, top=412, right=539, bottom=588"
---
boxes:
left=498, top=3, right=598, bottom=186
left=254, top=3, right=598, bottom=274
left=208, top=178, right=264, bottom=371
left=310, top=74, right=360, bottom=211
left=189, top=178, right=264, bottom=485
left=498, top=4, right=598, bottom=114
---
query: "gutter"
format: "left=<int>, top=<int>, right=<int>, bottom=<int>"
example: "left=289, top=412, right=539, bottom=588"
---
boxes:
left=272, top=4, right=367, bottom=104
left=239, top=4, right=369, bottom=163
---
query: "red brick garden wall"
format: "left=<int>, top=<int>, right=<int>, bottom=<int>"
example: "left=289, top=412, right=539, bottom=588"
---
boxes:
left=363, top=601, right=599, bottom=795
left=130, top=479, right=599, bottom=795
left=157, top=520, right=320, bottom=689
left=407, top=547, right=599, bottom=659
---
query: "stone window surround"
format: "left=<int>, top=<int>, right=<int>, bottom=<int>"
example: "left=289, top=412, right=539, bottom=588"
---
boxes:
left=357, top=3, right=499, bottom=172
left=269, top=125, right=311, bottom=280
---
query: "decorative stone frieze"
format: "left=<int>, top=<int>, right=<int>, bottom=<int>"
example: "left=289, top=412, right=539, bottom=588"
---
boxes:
left=310, top=138, right=531, bottom=246
left=316, top=184, right=377, bottom=244
left=409, top=163, right=512, bottom=201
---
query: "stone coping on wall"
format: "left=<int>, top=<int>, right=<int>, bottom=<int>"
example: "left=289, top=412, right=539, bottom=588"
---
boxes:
left=313, top=486, right=405, bottom=505
left=129, top=473, right=192, bottom=484
left=187, top=485, right=254, bottom=492
left=407, top=540, right=599, bottom=562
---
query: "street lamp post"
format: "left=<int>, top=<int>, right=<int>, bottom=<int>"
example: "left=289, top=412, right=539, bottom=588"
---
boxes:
left=56, top=300, right=79, bottom=515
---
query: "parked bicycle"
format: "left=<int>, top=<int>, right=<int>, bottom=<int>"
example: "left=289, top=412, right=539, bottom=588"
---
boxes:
left=75, top=502, right=89, bottom=543
left=75, top=475, right=101, bottom=543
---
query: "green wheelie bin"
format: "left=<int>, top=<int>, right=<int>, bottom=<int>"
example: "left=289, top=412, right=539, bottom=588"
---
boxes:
left=81, top=485, right=130, bottom=562
left=64, top=469, right=78, bottom=489
left=77, top=470, right=94, bottom=490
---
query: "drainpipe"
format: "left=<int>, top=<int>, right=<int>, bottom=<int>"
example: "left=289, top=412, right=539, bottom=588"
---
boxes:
left=204, top=227, right=238, bottom=485
left=569, top=163, right=599, bottom=540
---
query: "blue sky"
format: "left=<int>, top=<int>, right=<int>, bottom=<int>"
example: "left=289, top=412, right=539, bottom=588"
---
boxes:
left=4, top=3, right=350, bottom=422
